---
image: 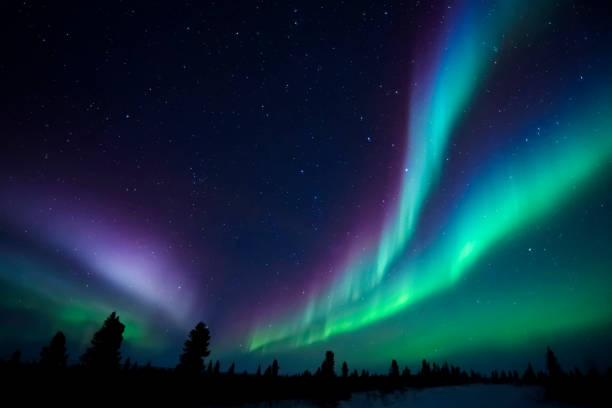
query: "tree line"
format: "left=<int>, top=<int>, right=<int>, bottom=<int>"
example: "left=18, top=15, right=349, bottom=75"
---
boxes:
left=2, top=311, right=611, bottom=406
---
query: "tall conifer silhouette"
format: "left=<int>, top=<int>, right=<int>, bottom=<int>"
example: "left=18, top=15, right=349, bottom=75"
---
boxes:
left=40, top=331, right=68, bottom=369
left=80, top=312, right=125, bottom=370
left=176, top=322, right=211, bottom=374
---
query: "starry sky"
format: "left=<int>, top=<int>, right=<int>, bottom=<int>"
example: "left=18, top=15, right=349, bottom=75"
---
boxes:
left=1, top=1, right=611, bottom=373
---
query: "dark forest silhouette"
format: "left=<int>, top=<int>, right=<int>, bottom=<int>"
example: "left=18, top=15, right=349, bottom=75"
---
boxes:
left=1, top=312, right=611, bottom=406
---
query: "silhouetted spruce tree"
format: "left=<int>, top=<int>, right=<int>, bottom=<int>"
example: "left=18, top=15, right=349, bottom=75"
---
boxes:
left=214, top=360, right=220, bottom=375
left=450, top=365, right=457, bottom=381
left=40, top=331, right=67, bottom=369
left=441, top=362, right=450, bottom=379
left=271, top=359, right=279, bottom=377
left=546, top=346, right=562, bottom=379
left=80, top=311, right=125, bottom=370
left=402, top=367, right=411, bottom=377
left=176, top=322, right=210, bottom=375
left=321, top=350, right=335, bottom=377
left=389, top=359, right=400, bottom=377
left=342, top=361, right=349, bottom=378
left=420, top=359, right=431, bottom=377
left=569, top=367, right=582, bottom=378
left=207, top=360, right=213, bottom=374
left=227, top=362, right=235, bottom=375
left=256, top=365, right=261, bottom=376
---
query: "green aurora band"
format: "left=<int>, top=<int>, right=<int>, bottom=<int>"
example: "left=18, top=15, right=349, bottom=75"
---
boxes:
left=0, top=247, right=166, bottom=353
left=248, top=0, right=612, bottom=353
left=249, top=92, right=612, bottom=352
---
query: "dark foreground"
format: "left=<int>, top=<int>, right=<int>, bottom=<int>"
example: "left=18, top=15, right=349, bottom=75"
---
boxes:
left=2, top=364, right=611, bottom=407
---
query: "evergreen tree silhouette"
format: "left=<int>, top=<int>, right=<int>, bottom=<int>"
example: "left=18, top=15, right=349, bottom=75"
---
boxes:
left=176, top=322, right=210, bottom=375
left=402, top=367, right=411, bottom=377
left=256, top=365, right=261, bottom=376
left=420, top=359, right=431, bottom=377
left=80, top=311, right=125, bottom=370
left=40, top=331, right=67, bottom=369
left=214, top=360, right=220, bottom=375
left=441, top=362, right=450, bottom=378
left=569, top=366, right=583, bottom=378
left=123, top=357, right=131, bottom=371
left=227, top=362, right=235, bottom=375
left=207, top=360, right=213, bottom=374
left=523, top=363, right=537, bottom=383
left=546, top=346, right=562, bottom=379
left=342, top=361, right=349, bottom=378
left=321, top=350, right=335, bottom=377
left=389, top=359, right=400, bottom=377
left=271, top=359, right=279, bottom=377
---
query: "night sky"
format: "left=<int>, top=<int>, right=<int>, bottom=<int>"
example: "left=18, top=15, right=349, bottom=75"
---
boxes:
left=1, top=1, right=611, bottom=374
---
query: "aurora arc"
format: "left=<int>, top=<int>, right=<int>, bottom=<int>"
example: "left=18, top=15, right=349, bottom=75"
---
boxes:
left=0, top=247, right=163, bottom=351
left=248, top=0, right=612, bottom=352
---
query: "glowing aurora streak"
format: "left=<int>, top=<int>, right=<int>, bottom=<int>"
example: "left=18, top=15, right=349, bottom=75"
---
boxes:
left=248, top=0, right=612, bottom=351
left=374, top=0, right=523, bottom=282
left=0, top=197, right=196, bottom=323
left=0, top=196, right=196, bottom=354
left=306, top=93, right=612, bottom=342
left=0, top=246, right=163, bottom=350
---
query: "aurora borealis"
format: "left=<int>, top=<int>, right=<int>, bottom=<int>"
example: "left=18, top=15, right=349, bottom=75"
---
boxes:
left=1, top=1, right=611, bottom=373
